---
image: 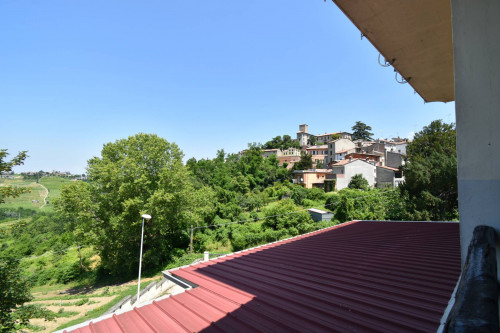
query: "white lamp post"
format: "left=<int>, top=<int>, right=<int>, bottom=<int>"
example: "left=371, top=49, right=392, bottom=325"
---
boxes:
left=137, top=214, right=151, bottom=304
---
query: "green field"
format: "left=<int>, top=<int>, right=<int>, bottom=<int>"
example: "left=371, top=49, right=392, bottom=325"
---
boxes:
left=0, top=176, right=73, bottom=212
left=39, top=176, right=74, bottom=202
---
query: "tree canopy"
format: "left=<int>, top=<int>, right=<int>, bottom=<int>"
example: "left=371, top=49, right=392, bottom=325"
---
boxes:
left=330, top=133, right=342, bottom=141
left=399, top=120, right=458, bottom=220
left=1, top=150, right=32, bottom=331
left=263, top=135, right=300, bottom=150
left=351, top=121, right=374, bottom=141
left=56, top=134, right=216, bottom=276
left=1, top=150, right=54, bottom=332
left=0, top=150, right=28, bottom=204
left=293, top=152, right=313, bottom=171
left=348, top=174, right=369, bottom=190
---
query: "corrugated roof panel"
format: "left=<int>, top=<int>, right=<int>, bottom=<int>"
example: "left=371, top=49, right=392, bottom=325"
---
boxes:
left=66, top=326, right=93, bottom=333
left=90, top=315, right=124, bottom=332
left=115, top=310, right=156, bottom=333
left=188, top=260, right=436, bottom=331
left=153, top=296, right=213, bottom=332
left=135, top=303, right=188, bottom=332
left=66, top=221, right=461, bottom=333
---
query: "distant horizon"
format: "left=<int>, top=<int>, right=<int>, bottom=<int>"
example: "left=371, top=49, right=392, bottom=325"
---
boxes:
left=9, top=125, right=417, bottom=175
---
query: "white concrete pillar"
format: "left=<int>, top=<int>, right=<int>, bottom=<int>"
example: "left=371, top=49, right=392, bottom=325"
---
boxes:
left=451, top=0, right=500, bottom=279
left=204, top=251, right=209, bottom=262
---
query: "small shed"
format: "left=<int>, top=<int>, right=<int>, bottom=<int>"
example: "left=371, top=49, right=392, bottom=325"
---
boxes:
left=308, top=208, right=334, bottom=222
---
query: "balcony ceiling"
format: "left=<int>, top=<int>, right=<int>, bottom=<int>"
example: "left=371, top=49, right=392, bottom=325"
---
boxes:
left=331, top=0, right=454, bottom=102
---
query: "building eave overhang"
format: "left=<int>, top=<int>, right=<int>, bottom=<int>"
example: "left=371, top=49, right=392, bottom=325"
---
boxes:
left=331, top=0, right=454, bottom=102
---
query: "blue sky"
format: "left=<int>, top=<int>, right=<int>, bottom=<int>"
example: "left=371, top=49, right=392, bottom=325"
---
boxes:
left=1, top=1, right=455, bottom=174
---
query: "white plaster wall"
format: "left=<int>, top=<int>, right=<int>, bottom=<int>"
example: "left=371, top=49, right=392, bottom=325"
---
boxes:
left=327, top=139, right=355, bottom=164
left=451, top=0, right=500, bottom=274
left=336, top=160, right=376, bottom=190
left=334, top=139, right=356, bottom=153
left=393, top=143, right=407, bottom=155
left=297, top=133, right=310, bottom=146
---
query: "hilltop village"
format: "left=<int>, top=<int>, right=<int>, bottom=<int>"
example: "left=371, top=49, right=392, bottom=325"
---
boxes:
left=256, top=124, right=408, bottom=191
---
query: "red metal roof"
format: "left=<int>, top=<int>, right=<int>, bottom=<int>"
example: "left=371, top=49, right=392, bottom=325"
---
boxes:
left=66, top=221, right=461, bottom=333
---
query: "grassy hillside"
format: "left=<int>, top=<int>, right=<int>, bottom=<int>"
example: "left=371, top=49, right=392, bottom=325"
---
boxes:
left=0, top=175, right=73, bottom=213
left=39, top=176, right=73, bottom=202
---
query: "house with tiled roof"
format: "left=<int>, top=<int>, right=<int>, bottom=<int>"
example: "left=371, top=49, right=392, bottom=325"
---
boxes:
left=297, top=124, right=352, bottom=147
left=292, top=168, right=330, bottom=189
left=305, top=145, right=328, bottom=167
left=331, top=158, right=376, bottom=190
left=325, top=138, right=356, bottom=165
left=376, top=165, right=404, bottom=188
left=344, top=152, right=383, bottom=166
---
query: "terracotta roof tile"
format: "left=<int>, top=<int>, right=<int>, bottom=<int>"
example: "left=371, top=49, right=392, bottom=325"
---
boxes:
left=378, top=165, right=400, bottom=172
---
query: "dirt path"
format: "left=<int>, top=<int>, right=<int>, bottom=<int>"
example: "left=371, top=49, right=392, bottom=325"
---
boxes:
left=35, top=182, right=49, bottom=208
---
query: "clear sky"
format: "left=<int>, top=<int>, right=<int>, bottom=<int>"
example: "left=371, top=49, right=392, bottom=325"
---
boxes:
left=1, top=1, right=455, bottom=174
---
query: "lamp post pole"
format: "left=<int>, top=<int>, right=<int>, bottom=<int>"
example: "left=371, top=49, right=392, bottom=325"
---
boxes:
left=137, top=214, right=151, bottom=304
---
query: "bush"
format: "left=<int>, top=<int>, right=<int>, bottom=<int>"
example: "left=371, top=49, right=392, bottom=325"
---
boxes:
left=56, top=262, right=81, bottom=284
left=325, top=193, right=341, bottom=212
left=291, top=186, right=308, bottom=205
left=306, top=188, right=326, bottom=201
left=348, top=174, right=369, bottom=190
left=334, top=189, right=388, bottom=222
left=262, top=199, right=313, bottom=230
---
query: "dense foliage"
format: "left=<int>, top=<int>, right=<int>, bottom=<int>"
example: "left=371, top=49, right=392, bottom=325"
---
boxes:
left=0, top=260, right=32, bottom=331
left=348, top=174, right=369, bottom=190
left=400, top=120, right=458, bottom=220
left=188, top=146, right=291, bottom=193
left=55, top=134, right=216, bottom=276
left=0, top=260, right=56, bottom=332
left=262, top=135, right=300, bottom=150
left=292, top=152, right=313, bottom=171
left=0, top=150, right=28, bottom=204
left=0, top=207, right=36, bottom=221
left=1, top=149, right=56, bottom=332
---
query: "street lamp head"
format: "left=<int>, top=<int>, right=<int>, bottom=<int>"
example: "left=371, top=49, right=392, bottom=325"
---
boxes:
left=141, top=214, right=152, bottom=221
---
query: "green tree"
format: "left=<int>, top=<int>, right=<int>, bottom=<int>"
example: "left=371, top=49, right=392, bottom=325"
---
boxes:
left=293, top=152, right=313, bottom=171
left=351, top=121, right=374, bottom=141
left=263, top=135, right=300, bottom=150
left=0, top=260, right=31, bottom=331
left=1, top=149, right=54, bottom=331
left=262, top=199, right=313, bottom=231
left=0, top=259, right=55, bottom=332
left=399, top=120, right=457, bottom=220
left=282, top=135, right=300, bottom=149
left=334, top=189, right=388, bottom=222
left=0, top=150, right=28, bottom=204
left=330, top=133, right=342, bottom=141
left=0, top=260, right=29, bottom=332
left=56, top=134, right=216, bottom=275
left=348, top=174, right=369, bottom=190
left=308, top=136, right=317, bottom=146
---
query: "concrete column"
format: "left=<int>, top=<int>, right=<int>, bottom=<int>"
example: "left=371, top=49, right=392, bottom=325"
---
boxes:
left=451, top=0, right=500, bottom=279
